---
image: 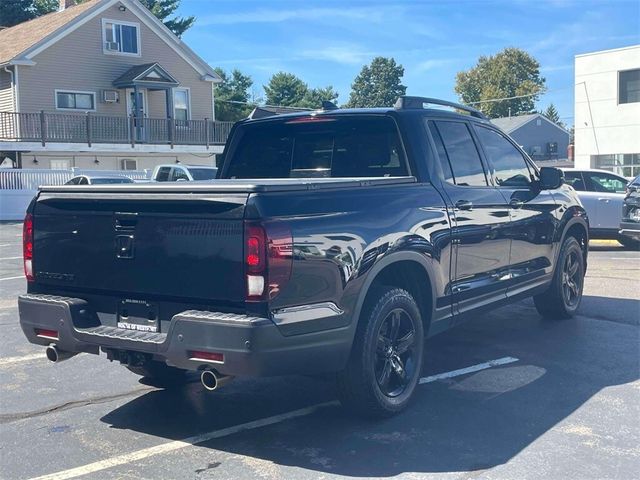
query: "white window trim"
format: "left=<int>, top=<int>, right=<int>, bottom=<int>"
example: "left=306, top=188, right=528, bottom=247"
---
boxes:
left=54, top=89, right=97, bottom=111
left=173, top=87, right=192, bottom=121
left=121, top=158, right=138, bottom=170
left=101, top=18, right=142, bottom=57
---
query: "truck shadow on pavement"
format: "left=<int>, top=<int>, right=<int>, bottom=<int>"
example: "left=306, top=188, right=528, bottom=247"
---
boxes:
left=101, top=297, right=639, bottom=476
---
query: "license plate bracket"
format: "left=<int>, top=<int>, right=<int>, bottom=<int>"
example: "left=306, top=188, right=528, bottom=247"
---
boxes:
left=117, top=300, right=159, bottom=333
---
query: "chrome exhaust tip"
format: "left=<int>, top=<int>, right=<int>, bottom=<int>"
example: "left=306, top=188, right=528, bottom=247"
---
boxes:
left=45, top=344, right=77, bottom=363
left=200, top=370, right=233, bottom=391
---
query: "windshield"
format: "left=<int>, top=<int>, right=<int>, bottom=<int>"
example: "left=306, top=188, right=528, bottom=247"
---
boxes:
left=188, top=168, right=218, bottom=180
left=225, top=116, right=408, bottom=179
left=91, top=177, right=134, bottom=184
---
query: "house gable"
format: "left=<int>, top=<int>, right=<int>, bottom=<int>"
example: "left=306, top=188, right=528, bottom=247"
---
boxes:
left=15, top=2, right=217, bottom=120
left=2, top=0, right=219, bottom=83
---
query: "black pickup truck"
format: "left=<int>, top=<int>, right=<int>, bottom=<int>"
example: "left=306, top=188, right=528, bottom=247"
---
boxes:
left=19, top=97, right=588, bottom=417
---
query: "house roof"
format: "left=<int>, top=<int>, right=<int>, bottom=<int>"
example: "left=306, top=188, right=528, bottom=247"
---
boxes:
left=490, top=113, right=539, bottom=133
left=248, top=106, right=312, bottom=119
left=0, top=0, right=221, bottom=82
left=492, top=113, right=570, bottom=135
left=0, top=0, right=101, bottom=64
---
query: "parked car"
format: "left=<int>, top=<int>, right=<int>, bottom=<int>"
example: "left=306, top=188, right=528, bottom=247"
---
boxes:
left=561, top=168, right=631, bottom=246
left=619, top=175, right=640, bottom=249
left=64, top=175, right=134, bottom=185
left=19, top=96, right=588, bottom=418
left=151, top=164, right=218, bottom=182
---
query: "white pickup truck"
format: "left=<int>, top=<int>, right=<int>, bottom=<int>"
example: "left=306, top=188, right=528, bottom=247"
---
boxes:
left=151, top=164, right=218, bottom=182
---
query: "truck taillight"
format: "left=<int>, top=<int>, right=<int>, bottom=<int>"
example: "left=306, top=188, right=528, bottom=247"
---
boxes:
left=244, top=221, right=292, bottom=302
left=23, top=213, right=34, bottom=282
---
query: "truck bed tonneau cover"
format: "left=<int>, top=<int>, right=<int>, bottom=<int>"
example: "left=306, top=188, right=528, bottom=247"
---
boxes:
left=37, top=176, right=417, bottom=194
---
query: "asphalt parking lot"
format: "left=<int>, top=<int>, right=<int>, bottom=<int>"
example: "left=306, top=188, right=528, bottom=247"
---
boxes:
left=0, top=221, right=638, bottom=480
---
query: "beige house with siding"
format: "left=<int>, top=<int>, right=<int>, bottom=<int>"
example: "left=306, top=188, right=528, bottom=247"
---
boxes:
left=0, top=0, right=231, bottom=171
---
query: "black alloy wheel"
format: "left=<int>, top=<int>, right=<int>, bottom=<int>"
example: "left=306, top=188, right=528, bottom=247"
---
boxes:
left=375, top=308, right=418, bottom=398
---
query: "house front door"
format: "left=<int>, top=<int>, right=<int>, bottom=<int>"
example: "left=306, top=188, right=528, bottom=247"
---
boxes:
left=126, top=88, right=147, bottom=142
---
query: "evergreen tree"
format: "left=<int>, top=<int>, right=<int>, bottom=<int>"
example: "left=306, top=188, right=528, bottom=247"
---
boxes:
left=213, top=68, right=254, bottom=121
left=263, top=72, right=309, bottom=107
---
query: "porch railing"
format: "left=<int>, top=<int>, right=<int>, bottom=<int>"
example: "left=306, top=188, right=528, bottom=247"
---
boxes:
left=0, top=111, right=234, bottom=148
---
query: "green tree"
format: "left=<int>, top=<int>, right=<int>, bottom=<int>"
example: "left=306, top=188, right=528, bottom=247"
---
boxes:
left=263, top=72, right=309, bottom=107
left=455, top=48, right=546, bottom=118
left=138, top=0, right=194, bottom=37
left=0, top=0, right=57, bottom=27
left=345, top=57, right=406, bottom=108
left=213, top=68, right=254, bottom=121
left=299, top=86, right=339, bottom=109
left=542, top=103, right=564, bottom=128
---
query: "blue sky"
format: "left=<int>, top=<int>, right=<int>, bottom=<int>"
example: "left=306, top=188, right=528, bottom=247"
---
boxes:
left=180, top=0, right=640, bottom=125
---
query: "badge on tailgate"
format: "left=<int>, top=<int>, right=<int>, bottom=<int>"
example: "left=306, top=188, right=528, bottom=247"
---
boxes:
left=117, top=299, right=159, bottom=332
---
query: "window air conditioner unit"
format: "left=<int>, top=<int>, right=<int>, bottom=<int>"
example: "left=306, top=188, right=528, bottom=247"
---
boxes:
left=121, top=159, right=137, bottom=170
left=103, top=90, right=119, bottom=103
left=105, top=41, right=120, bottom=51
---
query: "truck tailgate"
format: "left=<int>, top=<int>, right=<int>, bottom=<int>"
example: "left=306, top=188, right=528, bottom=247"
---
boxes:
left=32, top=191, right=247, bottom=303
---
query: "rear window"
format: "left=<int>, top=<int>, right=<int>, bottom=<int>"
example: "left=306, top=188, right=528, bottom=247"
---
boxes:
left=188, top=168, right=218, bottom=180
left=225, top=116, right=408, bottom=179
left=91, top=177, right=133, bottom=184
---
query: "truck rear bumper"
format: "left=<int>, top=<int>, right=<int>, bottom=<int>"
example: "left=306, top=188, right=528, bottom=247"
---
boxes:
left=619, top=222, right=640, bottom=241
left=18, top=294, right=352, bottom=376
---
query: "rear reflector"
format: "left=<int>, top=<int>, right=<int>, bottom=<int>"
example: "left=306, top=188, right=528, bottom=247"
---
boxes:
left=189, top=351, right=224, bottom=363
left=35, top=328, right=59, bottom=340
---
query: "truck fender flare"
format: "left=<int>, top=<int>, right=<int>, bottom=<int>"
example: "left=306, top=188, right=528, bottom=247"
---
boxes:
left=348, top=250, right=437, bottom=339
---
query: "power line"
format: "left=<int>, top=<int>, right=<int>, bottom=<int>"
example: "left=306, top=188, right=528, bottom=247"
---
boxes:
left=467, top=91, right=546, bottom=105
left=466, top=85, right=574, bottom=106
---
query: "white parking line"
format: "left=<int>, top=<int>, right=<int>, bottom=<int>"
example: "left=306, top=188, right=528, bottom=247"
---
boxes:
left=0, top=275, right=24, bottom=282
left=419, top=356, right=519, bottom=384
left=27, top=356, right=519, bottom=480
left=0, top=256, right=22, bottom=260
left=0, top=353, right=44, bottom=367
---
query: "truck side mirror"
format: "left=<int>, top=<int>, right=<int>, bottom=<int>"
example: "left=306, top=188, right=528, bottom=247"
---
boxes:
left=539, top=167, right=564, bottom=190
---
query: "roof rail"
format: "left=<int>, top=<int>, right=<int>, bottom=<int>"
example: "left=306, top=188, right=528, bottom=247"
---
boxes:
left=394, top=96, right=487, bottom=120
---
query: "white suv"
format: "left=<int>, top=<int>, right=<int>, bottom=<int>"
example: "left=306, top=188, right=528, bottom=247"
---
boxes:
left=562, top=168, right=629, bottom=243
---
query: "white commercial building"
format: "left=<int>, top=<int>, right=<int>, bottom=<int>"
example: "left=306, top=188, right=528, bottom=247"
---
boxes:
left=574, top=45, right=640, bottom=177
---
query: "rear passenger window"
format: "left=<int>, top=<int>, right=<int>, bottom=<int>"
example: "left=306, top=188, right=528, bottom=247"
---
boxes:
left=226, top=116, right=409, bottom=179
left=156, top=167, right=171, bottom=182
left=475, top=126, right=532, bottom=187
left=432, top=121, right=488, bottom=186
left=428, top=122, right=454, bottom=183
left=563, top=171, right=586, bottom=191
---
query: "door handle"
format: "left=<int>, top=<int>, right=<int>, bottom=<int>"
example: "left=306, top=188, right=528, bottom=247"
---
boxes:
left=455, top=200, right=473, bottom=211
left=597, top=198, right=610, bottom=203
left=509, top=199, right=524, bottom=209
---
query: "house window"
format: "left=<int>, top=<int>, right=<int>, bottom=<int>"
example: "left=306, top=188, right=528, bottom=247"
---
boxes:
left=174, top=89, right=190, bottom=121
left=619, top=69, right=640, bottom=104
left=50, top=159, right=70, bottom=170
left=102, top=19, right=140, bottom=55
left=55, top=90, right=96, bottom=111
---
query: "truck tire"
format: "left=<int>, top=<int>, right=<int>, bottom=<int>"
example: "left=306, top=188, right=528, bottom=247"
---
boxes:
left=534, top=236, right=585, bottom=319
left=126, top=361, right=187, bottom=387
left=337, top=287, right=424, bottom=418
